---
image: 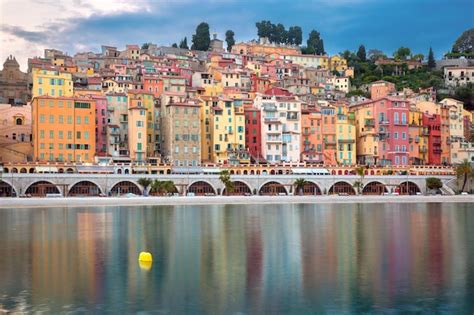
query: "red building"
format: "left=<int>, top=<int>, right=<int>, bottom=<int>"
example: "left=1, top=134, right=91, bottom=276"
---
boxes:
left=423, top=113, right=442, bottom=165
left=244, top=107, right=263, bottom=163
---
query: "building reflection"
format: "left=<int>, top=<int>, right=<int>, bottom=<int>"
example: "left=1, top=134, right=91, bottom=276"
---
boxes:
left=0, top=203, right=473, bottom=313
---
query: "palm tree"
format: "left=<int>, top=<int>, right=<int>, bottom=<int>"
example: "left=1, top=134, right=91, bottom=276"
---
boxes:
left=294, top=178, right=308, bottom=196
left=150, top=180, right=175, bottom=196
left=456, top=160, right=473, bottom=193
left=219, top=170, right=234, bottom=195
left=354, top=165, right=365, bottom=194
left=353, top=180, right=363, bottom=194
left=138, top=178, right=153, bottom=196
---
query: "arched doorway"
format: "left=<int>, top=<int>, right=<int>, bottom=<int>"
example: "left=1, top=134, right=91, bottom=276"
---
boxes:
left=187, top=181, right=216, bottom=196
left=222, top=181, right=252, bottom=196
left=69, top=181, right=102, bottom=197
left=0, top=181, right=15, bottom=197
left=259, top=181, right=287, bottom=195
left=362, top=181, right=388, bottom=195
left=110, top=181, right=141, bottom=196
left=20, top=168, right=27, bottom=173
left=329, top=181, right=356, bottom=195
left=66, top=168, right=74, bottom=173
left=25, top=181, right=60, bottom=197
left=397, top=181, right=421, bottom=195
left=297, top=182, right=322, bottom=195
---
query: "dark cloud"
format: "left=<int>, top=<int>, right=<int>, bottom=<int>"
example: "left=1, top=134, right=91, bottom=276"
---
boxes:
left=1, top=25, right=49, bottom=43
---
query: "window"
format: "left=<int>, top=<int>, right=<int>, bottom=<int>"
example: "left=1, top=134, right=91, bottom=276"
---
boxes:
left=74, top=102, right=91, bottom=109
left=49, top=130, right=54, bottom=139
left=58, top=115, right=63, bottom=123
left=76, top=116, right=81, bottom=124
left=76, top=131, right=81, bottom=139
left=84, top=131, right=89, bottom=140
left=84, top=116, right=89, bottom=125
left=49, top=115, right=54, bottom=123
left=175, top=145, right=179, bottom=153
left=68, top=131, right=72, bottom=140
left=40, top=114, right=45, bottom=123
left=67, top=116, right=72, bottom=124
left=58, top=131, right=63, bottom=139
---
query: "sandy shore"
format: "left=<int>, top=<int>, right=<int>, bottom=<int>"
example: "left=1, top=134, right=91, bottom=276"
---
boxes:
left=0, top=194, right=473, bottom=208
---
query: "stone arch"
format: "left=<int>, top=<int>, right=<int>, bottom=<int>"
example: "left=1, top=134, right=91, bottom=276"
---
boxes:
left=58, top=168, right=64, bottom=173
left=69, top=180, right=103, bottom=197
left=20, top=168, right=27, bottom=173
left=25, top=181, right=60, bottom=197
left=296, top=181, right=322, bottom=195
left=329, top=181, right=356, bottom=195
left=12, top=168, right=18, bottom=173
left=29, top=168, right=35, bottom=173
left=0, top=180, right=17, bottom=197
left=117, top=169, right=122, bottom=174
left=259, top=181, right=287, bottom=195
left=187, top=181, right=216, bottom=196
left=230, top=170, right=235, bottom=175
left=222, top=181, right=252, bottom=196
left=270, top=169, right=276, bottom=175
left=250, top=170, right=255, bottom=175
left=124, top=169, right=130, bottom=174
left=243, top=170, right=248, bottom=175
left=3, top=167, right=9, bottom=173
left=66, top=168, right=74, bottom=173
left=397, top=181, right=421, bottom=195
left=362, top=181, right=388, bottom=195
left=110, top=181, right=141, bottom=196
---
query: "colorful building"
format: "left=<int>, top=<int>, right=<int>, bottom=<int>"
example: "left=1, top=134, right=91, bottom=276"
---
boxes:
left=32, top=96, right=96, bottom=162
left=31, top=68, right=73, bottom=98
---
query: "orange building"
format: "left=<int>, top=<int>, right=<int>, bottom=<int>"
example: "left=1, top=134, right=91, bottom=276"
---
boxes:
left=32, top=96, right=96, bottom=162
left=301, top=109, right=323, bottom=163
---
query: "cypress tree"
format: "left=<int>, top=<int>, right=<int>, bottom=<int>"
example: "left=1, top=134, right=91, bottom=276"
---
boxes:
left=191, top=22, right=211, bottom=51
left=357, top=44, right=366, bottom=61
left=428, top=47, right=436, bottom=69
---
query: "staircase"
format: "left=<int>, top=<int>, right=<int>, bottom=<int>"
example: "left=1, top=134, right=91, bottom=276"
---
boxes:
left=441, top=178, right=457, bottom=195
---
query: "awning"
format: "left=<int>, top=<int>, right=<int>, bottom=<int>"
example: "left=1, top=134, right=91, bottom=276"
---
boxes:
left=35, top=166, right=58, bottom=173
left=171, top=167, right=203, bottom=174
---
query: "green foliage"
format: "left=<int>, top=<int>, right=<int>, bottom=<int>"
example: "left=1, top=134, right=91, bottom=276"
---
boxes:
left=357, top=45, right=366, bottom=62
left=288, top=26, right=303, bottom=45
left=141, top=43, right=151, bottom=49
left=368, top=49, right=386, bottom=62
left=426, top=177, right=443, bottom=190
left=452, top=28, right=474, bottom=53
left=225, top=30, right=235, bottom=52
left=191, top=22, right=210, bottom=51
left=304, top=30, right=324, bottom=55
left=219, top=170, right=234, bottom=195
left=151, top=180, right=176, bottom=195
left=171, top=43, right=178, bottom=48
left=428, top=47, right=436, bottom=69
left=393, top=46, right=411, bottom=60
left=353, top=180, right=363, bottom=194
left=255, top=21, right=302, bottom=46
left=453, top=83, right=474, bottom=110
left=444, top=51, right=474, bottom=59
left=138, top=178, right=153, bottom=189
left=346, top=89, right=370, bottom=98
left=412, top=53, right=424, bottom=62
left=456, top=160, right=474, bottom=192
left=179, top=37, right=188, bottom=49
left=294, top=178, right=308, bottom=195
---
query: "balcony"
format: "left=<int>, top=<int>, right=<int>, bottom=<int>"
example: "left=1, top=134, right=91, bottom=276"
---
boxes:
left=338, top=139, right=355, bottom=143
left=263, top=104, right=277, bottom=111
left=264, top=117, right=281, bottom=123
left=378, top=128, right=387, bottom=134
left=365, top=119, right=375, bottom=127
left=302, top=130, right=311, bottom=136
left=120, top=120, right=128, bottom=124
left=266, top=137, right=282, bottom=143
left=409, top=137, right=413, bottom=143
left=433, top=147, right=442, bottom=153
left=394, top=120, right=408, bottom=126
left=379, top=120, right=390, bottom=125
left=286, top=113, right=299, bottom=120
left=324, top=139, right=337, bottom=145
left=107, top=106, right=114, bottom=111
left=420, top=147, right=427, bottom=153
left=421, top=130, right=429, bottom=136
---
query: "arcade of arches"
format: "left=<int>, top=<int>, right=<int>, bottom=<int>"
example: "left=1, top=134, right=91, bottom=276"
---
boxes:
left=259, top=181, right=287, bottom=195
left=362, top=182, right=388, bottom=195
left=68, top=181, right=102, bottom=197
left=222, top=181, right=252, bottom=196
left=329, top=181, right=356, bottom=195
left=25, top=181, right=60, bottom=197
left=110, top=181, right=141, bottom=196
left=187, top=181, right=216, bottom=196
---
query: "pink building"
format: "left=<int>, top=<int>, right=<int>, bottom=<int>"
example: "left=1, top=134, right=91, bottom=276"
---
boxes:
left=92, top=95, right=108, bottom=156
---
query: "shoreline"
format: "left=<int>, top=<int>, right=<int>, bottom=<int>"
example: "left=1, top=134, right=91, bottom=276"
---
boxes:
left=1, top=195, right=473, bottom=209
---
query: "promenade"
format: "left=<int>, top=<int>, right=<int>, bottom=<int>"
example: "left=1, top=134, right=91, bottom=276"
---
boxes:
left=1, top=194, right=473, bottom=209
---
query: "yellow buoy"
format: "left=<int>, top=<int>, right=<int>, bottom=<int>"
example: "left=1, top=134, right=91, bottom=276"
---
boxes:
left=139, top=260, right=153, bottom=270
left=139, top=251, right=153, bottom=262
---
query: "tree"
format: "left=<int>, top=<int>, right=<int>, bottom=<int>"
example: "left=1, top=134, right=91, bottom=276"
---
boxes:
left=141, top=42, right=151, bottom=49
left=368, top=49, right=386, bottom=62
left=138, top=178, right=153, bottom=196
left=456, top=160, right=473, bottom=193
left=304, top=30, right=324, bottom=55
left=452, top=28, right=474, bottom=53
left=191, top=22, right=210, bottom=51
left=353, top=166, right=365, bottom=194
left=179, top=37, right=188, bottom=49
left=454, top=83, right=474, bottom=110
left=225, top=30, right=235, bottom=52
left=393, top=46, right=411, bottom=60
left=256, top=20, right=273, bottom=39
left=294, top=178, right=308, bottom=195
left=171, top=43, right=178, bottom=48
left=357, top=45, right=366, bottom=61
left=150, top=180, right=176, bottom=196
left=412, top=53, right=424, bottom=62
left=219, top=170, right=234, bottom=195
left=426, top=177, right=443, bottom=191
left=288, top=26, right=303, bottom=46
left=428, top=47, right=436, bottom=69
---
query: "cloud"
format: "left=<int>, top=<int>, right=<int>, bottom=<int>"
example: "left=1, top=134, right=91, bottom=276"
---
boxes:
left=1, top=25, right=48, bottom=43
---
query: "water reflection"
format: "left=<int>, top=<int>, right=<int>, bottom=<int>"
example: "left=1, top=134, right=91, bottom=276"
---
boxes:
left=0, top=203, right=473, bottom=313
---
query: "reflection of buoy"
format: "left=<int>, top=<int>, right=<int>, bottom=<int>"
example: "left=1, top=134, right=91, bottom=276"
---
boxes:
left=139, top=251, right=153, bottom=262
left=139, top=260, right=153, bottom=270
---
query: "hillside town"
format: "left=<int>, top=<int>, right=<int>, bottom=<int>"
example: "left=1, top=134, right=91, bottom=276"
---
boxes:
left=0, top=31, right=473, bottom=170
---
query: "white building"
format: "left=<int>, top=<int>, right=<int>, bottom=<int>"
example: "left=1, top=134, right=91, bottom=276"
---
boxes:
left=254, top=92, right=302, bottom=163
left=444, top=66, right=474, bottom=87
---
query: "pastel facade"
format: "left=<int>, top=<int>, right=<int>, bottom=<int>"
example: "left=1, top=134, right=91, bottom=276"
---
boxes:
left=444, top=66, right=474, bottom=87
left=32, top=96, right=96, bottom=162
left=31, top=68, right=73, bottom=98
left=0, top=103, right=32, bottom=162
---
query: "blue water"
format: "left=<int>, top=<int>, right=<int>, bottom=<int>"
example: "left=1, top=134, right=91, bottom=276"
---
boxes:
left=0, top=203, right=473, bottom=314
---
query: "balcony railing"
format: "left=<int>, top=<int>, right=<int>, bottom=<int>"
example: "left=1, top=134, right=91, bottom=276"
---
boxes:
left=365, top=119, right=375, bottom=127
left=338, top=139, right=355, bottom=143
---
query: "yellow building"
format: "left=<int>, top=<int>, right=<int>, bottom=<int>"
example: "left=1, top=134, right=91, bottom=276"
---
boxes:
left=408, top=109, right=428, bottom=164
left=32, top=96, right=96, bottom=162
left=200, top=96, right=247, bottom=164
left=128, top=91, right=156, bottom=157
left=335, top=104, right=356, bottom=165
left=31, top=68, right=73, bottom=98
left=329, top=55, right=348, bottom=73
left=127, top=96, right=147, bottom=162
left=350, top=103, right=377, bottom=165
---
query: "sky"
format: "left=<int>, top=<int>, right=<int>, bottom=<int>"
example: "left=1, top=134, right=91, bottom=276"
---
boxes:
left=0, top=0, right=473, bottom=71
